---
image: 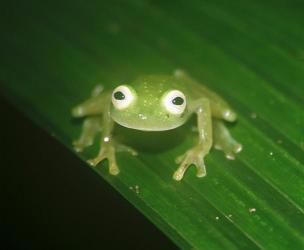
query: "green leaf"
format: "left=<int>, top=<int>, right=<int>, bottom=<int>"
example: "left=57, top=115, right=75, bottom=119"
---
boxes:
left=1, top=0, right=304, bottom=249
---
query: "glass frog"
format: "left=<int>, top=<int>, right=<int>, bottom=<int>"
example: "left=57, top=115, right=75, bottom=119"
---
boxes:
left=72, top=70, right=242, bottom=181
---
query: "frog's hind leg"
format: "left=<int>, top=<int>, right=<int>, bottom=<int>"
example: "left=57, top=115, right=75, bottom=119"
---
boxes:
left=72, top=85, right=106, bottom=118
left=213, top=119, right=242, bottom=160
left=174, top=69, right=237, bottom=122
left=73, top=116, right=102, bottom=152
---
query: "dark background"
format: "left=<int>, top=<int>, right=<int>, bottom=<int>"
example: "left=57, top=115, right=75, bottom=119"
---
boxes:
left=0, top=96, right=177, bottom=250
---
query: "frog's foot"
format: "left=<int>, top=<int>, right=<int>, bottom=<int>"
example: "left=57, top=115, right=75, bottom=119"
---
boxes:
left=213, top=120, right=242, bottom=160
left=87, top=141, right=137, bottom=175
left=91, top=84, right=104, bottom=97
left=87, top=143, right=120, bottom=175
left=73, top=139, right=93, bottom=153
left=214, top=140, right=242, bottom=160
left=173, top=146, right=206, bottom=181
left=117, top=144, right=138, bottom=156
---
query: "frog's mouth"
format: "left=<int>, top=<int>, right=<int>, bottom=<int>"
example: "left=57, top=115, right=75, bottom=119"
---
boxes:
left=112, top=116, right=186, bottom=132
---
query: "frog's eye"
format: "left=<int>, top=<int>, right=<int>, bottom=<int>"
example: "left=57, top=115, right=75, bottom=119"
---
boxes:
left=162, top=90, right=186, bottom=115
left=112, top=85, right=136, bottom=110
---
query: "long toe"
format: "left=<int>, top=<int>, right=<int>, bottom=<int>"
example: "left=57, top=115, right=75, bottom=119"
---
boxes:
left=109, top=167, right=120, bottom=175
left=234, top=143, right=243, bottom=154
left=225, top=153, right=235, bottom=160
left=173, top=170, right=184, bottom=181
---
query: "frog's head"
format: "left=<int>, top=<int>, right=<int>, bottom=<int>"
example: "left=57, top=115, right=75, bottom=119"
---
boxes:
left=110, top=76, right=190, bottom=131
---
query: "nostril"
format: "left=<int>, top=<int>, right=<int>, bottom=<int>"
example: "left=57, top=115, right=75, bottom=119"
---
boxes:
left=138, top=113, right=147, bottom=120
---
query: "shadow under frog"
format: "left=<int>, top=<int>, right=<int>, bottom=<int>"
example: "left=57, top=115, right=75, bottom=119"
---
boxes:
left=114, top=118, right=192, bottom=153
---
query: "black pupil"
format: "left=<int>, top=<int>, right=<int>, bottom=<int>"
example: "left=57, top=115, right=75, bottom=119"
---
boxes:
left=172, top=96, right=184, bottom=105
left=114, top=91, right=125, bottom=100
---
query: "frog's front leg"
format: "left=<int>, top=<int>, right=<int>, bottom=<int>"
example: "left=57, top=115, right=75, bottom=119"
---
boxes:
left=86, top=102, right=121, bottom=175
left=87, top=101, right=137, bottom=175
left=173, top=98, right=212, bottom=181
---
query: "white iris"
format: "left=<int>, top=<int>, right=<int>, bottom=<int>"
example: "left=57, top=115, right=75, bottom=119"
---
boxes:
left=112, top=85, right=136, bottom=110
left=162, top=90, right=186, bottom=115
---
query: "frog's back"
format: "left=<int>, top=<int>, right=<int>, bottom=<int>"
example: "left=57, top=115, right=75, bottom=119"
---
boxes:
left=133, top=73, right=235, bottom=120
left=132, top=74, right=227, bottom=104
left=131, top=74, right=190, bottom=96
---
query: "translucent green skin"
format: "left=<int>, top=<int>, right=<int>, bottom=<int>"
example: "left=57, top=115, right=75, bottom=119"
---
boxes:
left=111, top=74, right=191, bottom=131
left=72, top=70, right=242, bottom=181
